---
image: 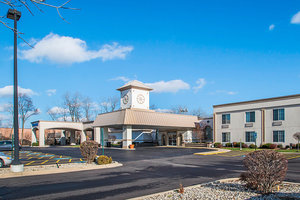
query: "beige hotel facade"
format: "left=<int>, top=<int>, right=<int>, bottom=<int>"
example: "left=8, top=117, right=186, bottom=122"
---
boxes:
left=213, top=94, right=300, bottom=147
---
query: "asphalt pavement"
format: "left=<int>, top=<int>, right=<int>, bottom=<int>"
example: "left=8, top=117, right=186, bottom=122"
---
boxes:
left=0, top=147, right=299, bottom=200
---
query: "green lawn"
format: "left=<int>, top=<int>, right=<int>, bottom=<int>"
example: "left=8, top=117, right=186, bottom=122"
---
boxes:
left=221, top=147, right=300, bottom=153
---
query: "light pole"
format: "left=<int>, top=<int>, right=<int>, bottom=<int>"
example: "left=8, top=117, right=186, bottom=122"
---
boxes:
left=7, top=9, right=24, bottom=172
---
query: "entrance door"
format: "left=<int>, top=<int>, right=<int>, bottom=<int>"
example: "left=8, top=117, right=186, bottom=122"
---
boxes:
left=168, top=133, right=177, bottom=146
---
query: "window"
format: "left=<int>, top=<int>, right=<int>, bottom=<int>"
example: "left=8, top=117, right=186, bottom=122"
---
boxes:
left=222, top=132, right=230, bottom=142
left=246, top=132, right=256, bottom=142
left=246, top=111, right=255, bottom=122
left=222, top=114, right=230, bottom=124
left=273, top=109, right=285, bottom=121
left=273, top=131, right=285, bottom=142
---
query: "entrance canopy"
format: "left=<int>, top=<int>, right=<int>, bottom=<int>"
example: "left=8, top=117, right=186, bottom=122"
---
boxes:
left=93, top=108, right=198, bottom=131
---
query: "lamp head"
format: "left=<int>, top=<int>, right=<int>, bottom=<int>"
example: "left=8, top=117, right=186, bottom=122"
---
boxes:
left=7, top=9, right=21, bottom=21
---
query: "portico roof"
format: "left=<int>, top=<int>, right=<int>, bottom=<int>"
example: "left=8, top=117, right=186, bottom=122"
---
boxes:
left=93, top=108, right=198, bottom=130
left=117, top=80, right=153, bottom=91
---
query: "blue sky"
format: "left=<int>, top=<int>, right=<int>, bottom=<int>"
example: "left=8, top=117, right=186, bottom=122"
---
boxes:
left=1, top=0, right=300, bottom=127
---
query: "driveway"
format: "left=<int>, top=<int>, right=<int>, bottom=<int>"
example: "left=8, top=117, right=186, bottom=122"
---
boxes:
left=0, top=147, right=299, bottom=200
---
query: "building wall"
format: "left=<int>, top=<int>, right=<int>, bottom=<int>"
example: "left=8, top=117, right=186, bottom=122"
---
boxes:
left=214, top=96, right=300, bottom=146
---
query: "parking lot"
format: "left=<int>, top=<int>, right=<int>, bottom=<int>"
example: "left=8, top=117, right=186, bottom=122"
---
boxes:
left=1, top=150, right=86, bottom=166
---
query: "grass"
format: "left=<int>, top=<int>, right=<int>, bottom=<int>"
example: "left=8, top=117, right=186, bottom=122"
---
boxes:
left=221, top=147, right=300, bottom=153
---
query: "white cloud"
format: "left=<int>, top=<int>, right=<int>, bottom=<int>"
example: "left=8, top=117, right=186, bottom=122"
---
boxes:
left=110, top=76, right=130, bottom=82
left=0, top=113, right=10, bottom=120
left=0, top=85, right=37, bottom=97
left=193, top=78, right=206, bottom=92
left=20, top=33, right=134, bottom=64
left=0, top=104, right=11, bottom=112
left=269, top=24, right=275, bottom=31
left=210, top=90, right=238, bottom=95
left=46, top=89, right=56, bottom=96
left=145, top=80, right=190, bottom=93
left=291, top=11, right=300, bottom=24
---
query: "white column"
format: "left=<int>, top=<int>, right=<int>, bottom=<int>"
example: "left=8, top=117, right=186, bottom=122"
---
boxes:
left=122, top=125, right=132, bottom=149
left=39, top=128, right=45, bottom=147
left=60, top=130, right=66, bottom=145
left=80, top=131, right=86, bottom=143
left=103, top=127, right=109, bottom=147
left=183, top=130, right=193, bottom=144
left=94, top=127, right=101, bottom=144
left=31, top=129, right=37, bottom=144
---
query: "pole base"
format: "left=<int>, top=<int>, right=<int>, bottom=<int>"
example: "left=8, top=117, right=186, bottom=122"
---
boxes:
left=10, top=164, right=24, bottom=173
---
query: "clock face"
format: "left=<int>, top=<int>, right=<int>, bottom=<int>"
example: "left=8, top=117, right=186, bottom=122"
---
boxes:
left=122, top=94, right=129, bottom=105
left=137, top=94, right=145, bottom=104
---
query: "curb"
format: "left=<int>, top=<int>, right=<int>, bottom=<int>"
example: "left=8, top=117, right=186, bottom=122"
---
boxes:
left=194, top=148, right=231, bottom=155
left=0, top=162, right=123, bottom=179
left=129, top=178, right=300, bottom=200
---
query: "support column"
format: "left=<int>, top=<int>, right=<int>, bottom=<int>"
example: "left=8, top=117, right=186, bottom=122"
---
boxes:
left=70, top=130, right=76, bottom=145
left=80, top=131, right=86, bottom=144
left=60, top=130, right=66, bottom=145
left=94, top=127, right=101, bottom=144
left=31, top=129, right=37, bottom=144
left=122, top=125, right=132, bottom=149
left=103, top=127, right=109, bottom=147
left=183, top=130, right=192, bottom=145
left=38, top=128, right=45, bottom=147
left=176, top=132, right=181, bottom=146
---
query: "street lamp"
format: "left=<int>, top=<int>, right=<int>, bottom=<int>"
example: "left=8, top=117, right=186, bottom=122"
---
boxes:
left=7, top=9, right=24, bottom=172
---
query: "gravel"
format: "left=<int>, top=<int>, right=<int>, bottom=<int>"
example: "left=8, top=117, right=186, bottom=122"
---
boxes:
left=142, top=180, right=300, bottom=200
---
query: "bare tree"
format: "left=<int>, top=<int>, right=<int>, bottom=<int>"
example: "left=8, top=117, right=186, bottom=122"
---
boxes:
left=171, top=105, right=188, bottom=115
left=0, top=0, right=77, bottom=46
left=293, top=132, right=300, bottom=152
left=63, top=93, right=82, bottom=122
left=82, top=97, right=93, bottom=122
left=18, top=94, right=39, bottom=144
left=190, top=107, right=207, bottom=118
left=100, top=96, right=119, bottom=113
left=149, top=104, right=157, bottom=110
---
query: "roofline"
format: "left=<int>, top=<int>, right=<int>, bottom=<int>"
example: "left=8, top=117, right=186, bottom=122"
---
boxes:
left=213, top=94, right=300, bottom=108
left=116, top=85, right=153, bottom=91
left=31, top=120, right=83, bottom=124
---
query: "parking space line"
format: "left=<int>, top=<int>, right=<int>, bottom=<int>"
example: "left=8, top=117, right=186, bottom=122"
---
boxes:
left=50, top=156, right=54, bottom=159
left=80, top=158, right=83, bottom=161
left=41, top=160, right=48, bottom=164
left=56, top=160, right=60, bottom=163
left=60, top=155, right=62, bottom=158
left=287, top=155, right=300, bottom=160
left=69, top=159, right=72, bottom=162
left=25, top=161, right=35, bottom=166
left=27, top=157, right=33, bottom=160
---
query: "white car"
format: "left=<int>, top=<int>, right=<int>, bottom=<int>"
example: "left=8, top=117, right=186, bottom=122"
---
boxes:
left=0, top=152, right=12, bottom=168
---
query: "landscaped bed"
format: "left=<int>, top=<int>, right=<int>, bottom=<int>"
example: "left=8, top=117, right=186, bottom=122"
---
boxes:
left=138, top=179, right=300, bottom=200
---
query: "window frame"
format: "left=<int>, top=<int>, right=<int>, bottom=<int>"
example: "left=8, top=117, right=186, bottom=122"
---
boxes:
left=222, top=132, right=230, bottom=143
left=222, top=114, right=231, bottom=124
left=246, top=111, right=255, bottom=123
left=245, top=131, right=256, bottom=142
left=273, top=130, right=285, bottom=142
left=273, top=108, right=285, bottom=121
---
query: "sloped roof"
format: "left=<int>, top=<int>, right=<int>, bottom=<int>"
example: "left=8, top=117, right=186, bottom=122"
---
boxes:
left=93, top=108, right=197, bottom=129
left=117, top=80, right=153, bottom=91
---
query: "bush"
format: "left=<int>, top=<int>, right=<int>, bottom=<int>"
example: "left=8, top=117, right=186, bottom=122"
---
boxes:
left=249, top=144, right=257, bottom=149
left=277, top=144, right=283, bottom=149
left=234, top=142, right=245, bottom=148
left=97, top=155, right=112, bottom=165
left=261, top=143, right=272, bottom=149
left=232, top=142, right=238, bottom=147
left=80, top=141, right=99, bottom=164
left=225, top=143, right=232, bottom=147
left=32, top=142, right=39, bottom=146
left=242, top=143, right=248, bottom=148
left=240, top=150, right=288, bottom=194
left=214, top=142, right=222, bottom=148
left=270, top=144, right=277, bottom=149
left=285, top=145, right=290, bottom=149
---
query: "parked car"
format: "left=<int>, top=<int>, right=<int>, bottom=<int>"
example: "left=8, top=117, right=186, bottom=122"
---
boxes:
left=0, top=140, right=22, bottom=151
left=0, top=152, right=12, bottom=168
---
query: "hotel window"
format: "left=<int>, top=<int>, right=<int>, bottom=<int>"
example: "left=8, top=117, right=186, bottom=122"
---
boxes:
left=222, top=132, right=230, bottom=142
left=273, top=109, right=285, bottom=121
left=246, top=111, right=255, bottom=123
left=273, top=131, right=285, bottom=142
left=245, top=131, right=256, bottom=142
left=222, top=114, right=230, bottom=124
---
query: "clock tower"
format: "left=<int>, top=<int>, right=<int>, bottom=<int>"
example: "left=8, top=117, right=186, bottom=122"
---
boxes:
left=117, top=80, right=153, bottom=110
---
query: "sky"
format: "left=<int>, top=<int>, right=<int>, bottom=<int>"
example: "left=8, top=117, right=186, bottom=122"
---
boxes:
left=0, top=0, right=300, bottom=128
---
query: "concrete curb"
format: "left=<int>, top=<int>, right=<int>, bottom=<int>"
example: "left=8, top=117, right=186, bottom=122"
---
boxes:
left=129, top=178, right=300, bottom=200
left=0, top=162, right=123, bottom=179
left=194, top=148, right=231, bottom=155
